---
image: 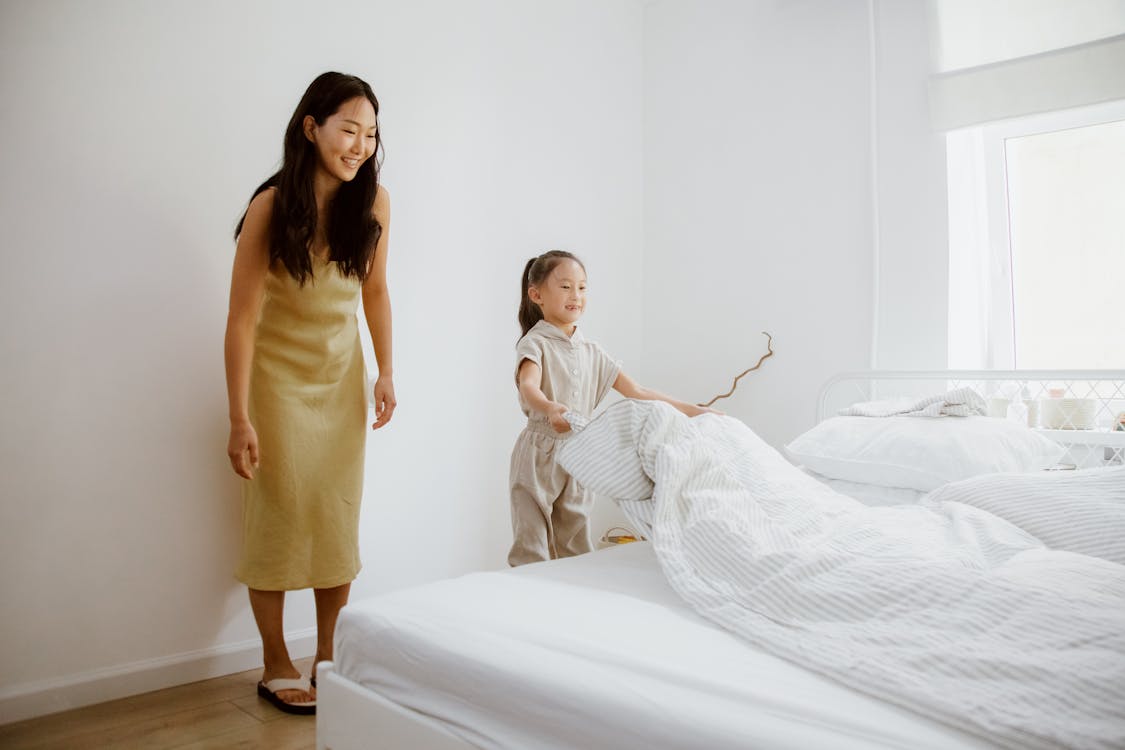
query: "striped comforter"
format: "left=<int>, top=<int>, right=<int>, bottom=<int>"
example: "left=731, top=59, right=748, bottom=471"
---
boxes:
left=638, top=404, right=1125, bottom=750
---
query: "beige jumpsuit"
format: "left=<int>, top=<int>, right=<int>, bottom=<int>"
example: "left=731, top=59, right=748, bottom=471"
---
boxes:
left=509, top=320, right=621, bottom=566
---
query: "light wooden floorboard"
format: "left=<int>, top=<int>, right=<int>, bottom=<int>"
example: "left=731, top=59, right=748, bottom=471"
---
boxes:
left=173, top=715, right=316, bottom=750
left=0, top=657, right=316, bottom=750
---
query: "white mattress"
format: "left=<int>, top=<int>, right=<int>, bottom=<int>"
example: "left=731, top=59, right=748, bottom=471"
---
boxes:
left=334, top=543, right=996, bottom=750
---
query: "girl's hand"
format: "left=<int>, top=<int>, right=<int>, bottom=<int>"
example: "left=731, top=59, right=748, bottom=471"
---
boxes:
left=684, top=404, right=723, bottom=418
left=547, top=402, right=572, bottom=433
left=372, top=374, right=397, bottom=430
left=228, top=421, right=260, bottom=479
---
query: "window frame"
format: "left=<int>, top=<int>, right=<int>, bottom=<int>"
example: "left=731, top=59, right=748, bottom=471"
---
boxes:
left=946, top=98, right=1125, bottom=369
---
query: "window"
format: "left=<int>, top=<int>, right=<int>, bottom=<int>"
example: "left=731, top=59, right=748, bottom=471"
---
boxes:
left=946, top=100, right=1125, bottom=370
left=1006, top=118, right=1125, bottom=369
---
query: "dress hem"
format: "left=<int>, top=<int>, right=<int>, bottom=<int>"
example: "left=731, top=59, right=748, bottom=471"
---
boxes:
left=234, top=566, right=361, bottom=592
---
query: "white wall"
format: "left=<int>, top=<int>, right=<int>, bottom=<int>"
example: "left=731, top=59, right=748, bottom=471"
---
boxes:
left=0, top=0, right=643, bottom=720
left=641, top=0, right=876, bottom=445
left=872, top=0, right=951, bottom=370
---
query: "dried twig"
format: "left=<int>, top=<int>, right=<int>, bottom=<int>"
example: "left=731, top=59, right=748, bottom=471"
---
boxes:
left=699, top=332, right=774, bottom=408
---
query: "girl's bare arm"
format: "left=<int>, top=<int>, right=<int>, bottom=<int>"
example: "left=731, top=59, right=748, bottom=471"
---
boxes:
left=518, top=359, right=570, bottom=432
left=612, top=371, right=718, bottom=417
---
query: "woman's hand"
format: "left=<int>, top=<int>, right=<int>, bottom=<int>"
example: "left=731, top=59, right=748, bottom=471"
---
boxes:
left=372, top=374, right=397, bottom=430
left=547, top=402, right=571, bottom=433
left=228, top=420, right=260, bottom=479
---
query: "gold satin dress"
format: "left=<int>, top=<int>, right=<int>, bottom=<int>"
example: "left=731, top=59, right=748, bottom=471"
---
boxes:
left=235, top=255, right=367, bottom=591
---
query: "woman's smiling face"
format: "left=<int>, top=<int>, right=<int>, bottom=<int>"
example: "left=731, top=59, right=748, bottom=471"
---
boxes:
left=305, top=96, right=378, bottom=184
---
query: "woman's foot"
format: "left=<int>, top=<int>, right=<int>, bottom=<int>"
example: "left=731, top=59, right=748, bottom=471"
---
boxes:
left=260, top=666, right=315, bottom=709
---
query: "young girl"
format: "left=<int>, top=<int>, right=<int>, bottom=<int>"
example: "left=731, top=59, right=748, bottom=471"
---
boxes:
left=509, top=250, right=712, bottom=566
left=224, top=72, right=395, bottom=714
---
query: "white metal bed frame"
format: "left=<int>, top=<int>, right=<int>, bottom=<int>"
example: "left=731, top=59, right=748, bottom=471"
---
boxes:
left=316, top=369, right=1125, bottom=750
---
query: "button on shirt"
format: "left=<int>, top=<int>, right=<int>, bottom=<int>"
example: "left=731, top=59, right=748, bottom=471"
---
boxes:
left=515, top=320, right=621, bottom=428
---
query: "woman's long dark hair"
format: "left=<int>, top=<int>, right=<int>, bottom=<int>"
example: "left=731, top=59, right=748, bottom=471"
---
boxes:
left=235, top=72, right=383, bottom=284
left=518, top=250, right=584, bottom=338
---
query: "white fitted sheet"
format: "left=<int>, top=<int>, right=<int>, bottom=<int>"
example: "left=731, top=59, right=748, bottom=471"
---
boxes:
left=334, top=543, right=995, bottom=750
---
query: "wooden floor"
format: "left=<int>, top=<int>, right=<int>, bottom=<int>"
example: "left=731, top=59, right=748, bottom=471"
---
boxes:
left=0, top=657, right=316, bottom=749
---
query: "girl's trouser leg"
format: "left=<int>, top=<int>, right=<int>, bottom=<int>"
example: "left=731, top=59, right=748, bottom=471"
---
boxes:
left=509, top=434, right=559, bottom=566
left=552, top=479, right=594, bottom=558
left=508, top=483, right=553, bottom=566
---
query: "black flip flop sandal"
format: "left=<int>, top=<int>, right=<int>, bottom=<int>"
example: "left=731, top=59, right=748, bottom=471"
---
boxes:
left=257, top=677, right=316, bottom=715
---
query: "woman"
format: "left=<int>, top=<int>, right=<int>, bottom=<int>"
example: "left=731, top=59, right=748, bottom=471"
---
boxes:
left=224, top=72, right=394, bottom=714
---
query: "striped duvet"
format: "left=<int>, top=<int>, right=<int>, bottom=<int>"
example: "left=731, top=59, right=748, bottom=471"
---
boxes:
left=582, top=402, right=1125, bottom=750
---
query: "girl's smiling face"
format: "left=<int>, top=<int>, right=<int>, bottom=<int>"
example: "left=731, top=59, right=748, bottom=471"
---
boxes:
left=529, top=259, right=587, bottom=333
left=304, top=96, right=378, bottom=185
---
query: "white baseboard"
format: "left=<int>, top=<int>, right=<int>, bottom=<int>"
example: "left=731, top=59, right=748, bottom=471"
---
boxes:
left=0, top=627, right=317, bottom=725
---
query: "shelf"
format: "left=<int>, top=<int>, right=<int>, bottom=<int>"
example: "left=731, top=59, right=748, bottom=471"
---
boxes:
left=1035, top=428, right=1125, bottom=447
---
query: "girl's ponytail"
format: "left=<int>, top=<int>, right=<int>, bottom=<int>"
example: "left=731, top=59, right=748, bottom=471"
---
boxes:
left=517, top=250, right=585, bottom=340
left=518, top=257, right=542, bottom=338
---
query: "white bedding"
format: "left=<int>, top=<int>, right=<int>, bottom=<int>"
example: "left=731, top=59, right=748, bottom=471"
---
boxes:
left=837, top=387, right=986, bottom=418
left=637, top=404, right=1125, bottom=750
left=334, top=543, right=994, bottom=750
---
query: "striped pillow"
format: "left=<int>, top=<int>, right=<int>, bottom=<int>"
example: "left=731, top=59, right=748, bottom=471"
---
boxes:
left=924, top=466, right=1125, bottom=564
left=557, top=399, right=655, bottom=501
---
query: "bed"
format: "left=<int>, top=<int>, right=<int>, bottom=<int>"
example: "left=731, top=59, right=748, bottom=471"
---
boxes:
left=316, top=370, right=1125, bottom=750
left=319, top=542, right=996, bottom=750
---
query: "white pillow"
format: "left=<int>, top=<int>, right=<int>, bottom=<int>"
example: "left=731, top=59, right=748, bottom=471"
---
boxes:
left=785, top=416, right=1065, bottom=492
left=925, top=466, right=1125, bottom=565
left=804, top=470, right=926, bottom=506
left=556, top=399, right=654, bottom=501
